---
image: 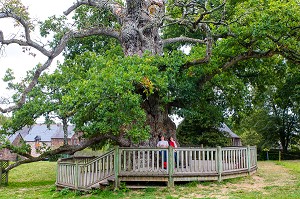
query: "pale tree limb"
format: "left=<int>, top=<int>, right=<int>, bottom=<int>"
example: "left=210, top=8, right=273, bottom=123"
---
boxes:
left=0, top=58, right=54, bottom=113
left=188, top=23, right=213, bottom=65
left=193, top=0, right=227, bottom=27
left=63, top=0, right=124, bottom=22
left=0, top=12, right=52, bottom=56
left=165, top=23, right=213, bottom=67
left=163, top=36, right=206, bottom=46
left=0, top=9, right=121, bottom=113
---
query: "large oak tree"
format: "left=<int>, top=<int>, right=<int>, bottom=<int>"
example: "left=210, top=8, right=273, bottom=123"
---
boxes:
left=0, top=0, right=299, bottom=171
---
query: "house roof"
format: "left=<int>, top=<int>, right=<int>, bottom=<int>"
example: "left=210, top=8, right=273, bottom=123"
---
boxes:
left=8, top=126, right=31, bottom=143
left=22, top=124, right=75, bottom=142
left=218, top=123, right=240, bottom=138
left=51, top=125, right=75, bottom=139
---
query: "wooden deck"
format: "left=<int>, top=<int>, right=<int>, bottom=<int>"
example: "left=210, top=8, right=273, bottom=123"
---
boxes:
left=56, top=146, right=257, bottom=190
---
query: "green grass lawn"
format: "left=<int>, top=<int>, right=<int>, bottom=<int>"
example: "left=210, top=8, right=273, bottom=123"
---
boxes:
left=0, top=160, right=299, bottom=199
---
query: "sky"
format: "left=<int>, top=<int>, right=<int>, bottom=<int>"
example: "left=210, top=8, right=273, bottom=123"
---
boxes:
left=0, top=0, right=75, bottom=121
left=0, top=0, right=74, bottom=98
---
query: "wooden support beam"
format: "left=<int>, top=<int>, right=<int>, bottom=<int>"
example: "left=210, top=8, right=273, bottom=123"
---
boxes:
left=217, top=146, right=222, bottom=182
left=168, top=146, right=174, bottom=187
left=114, top=146, right=120, bottom=189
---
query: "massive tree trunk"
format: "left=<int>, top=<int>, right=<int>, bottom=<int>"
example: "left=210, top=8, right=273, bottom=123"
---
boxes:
left=120, top=0, right=175, bottom=146
left=140, top=94, right=177, bottom=147
left=120, top=0, right=163, bottom=56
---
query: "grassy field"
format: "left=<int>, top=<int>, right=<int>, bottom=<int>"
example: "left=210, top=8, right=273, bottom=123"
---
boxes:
left=0, top=160, right=299, bottom=199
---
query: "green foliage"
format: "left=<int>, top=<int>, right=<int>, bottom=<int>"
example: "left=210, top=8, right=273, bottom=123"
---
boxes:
left=0, top=0, right=33, bottom=29
left=238, top=109, right=280, bottom=150
left=60, top=52, right=170, bottom=142
left=3, top=51, right=189, bottom=146
left=177, top=117, right=230, bottom=147
left=2, top=0, right=300, bottom=152
left=65, top=5, right=122, bottom=59
left=233, top=57, right=300, bottom=152
left=0, top=114, right=10, bottom=125
left=39, top=15, right=69, bottom=48
left=2, top=68, right=15, bottom=82
left=119, top=182, right=130, bottom=192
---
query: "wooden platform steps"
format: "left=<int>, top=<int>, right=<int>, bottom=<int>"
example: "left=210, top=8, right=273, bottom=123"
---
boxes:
left=92, top=176, right=168, bottom=190
left=89, top=176, right=115, bottom=190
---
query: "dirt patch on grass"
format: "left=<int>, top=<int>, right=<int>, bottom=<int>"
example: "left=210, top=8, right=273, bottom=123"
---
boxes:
left=194, top=161, right=298, bottom=198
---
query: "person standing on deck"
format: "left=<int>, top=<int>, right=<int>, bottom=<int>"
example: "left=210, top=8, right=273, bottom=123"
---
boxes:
left=169, top=136, right=178, bottom=167
left=157, top=135, right=169, bottom=168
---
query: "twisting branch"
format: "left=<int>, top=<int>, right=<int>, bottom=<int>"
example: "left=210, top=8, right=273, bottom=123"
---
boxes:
left=51, top=27, right=121, bottom=57
left=163, top=36, right=206, bottom=46
left=0, top=58, right=54, bottom=113
left=0, top=9, right=121, bottom=113
left=180, top=23, right=213, bottom=68
left=4, top=132, right=130, bottom=172
left=267, top=35, right=300, bottom=63
left=198, top=50, right=278, bottom=87
left=193, top=0, right=227, bottom=27
left=0, top=12, right=52, bottom=56
left=63, top=0, right=124, bottom=22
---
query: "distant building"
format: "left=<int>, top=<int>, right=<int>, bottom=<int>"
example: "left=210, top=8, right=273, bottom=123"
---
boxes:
left=218, top=123, right=242, bottom=146
left=0, top=127, right=29, bottom=161
left=0, top=124, right=81, bottom=160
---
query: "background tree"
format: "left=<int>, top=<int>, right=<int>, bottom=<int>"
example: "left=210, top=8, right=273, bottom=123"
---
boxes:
left=0, top=114, right=9, bottom=125
left=0, top=0, right=299, bottom=171
left=231, top=57, right=300, bottom=153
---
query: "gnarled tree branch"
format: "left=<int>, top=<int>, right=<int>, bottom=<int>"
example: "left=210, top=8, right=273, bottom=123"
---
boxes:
left=0, top=12, right=52, bottom=56
left=180, top=23, right=213, bottom=68
left=198, top=50, right=278, bottom=88
left=163, top=36, right=206, bottom=46
left=63, top=0, right=124, bottom=22
left=193, top=0, right=226, bottom=27
left=0, top=10, right=121, bottom=113
left=4, top=132, right=130, bottom=172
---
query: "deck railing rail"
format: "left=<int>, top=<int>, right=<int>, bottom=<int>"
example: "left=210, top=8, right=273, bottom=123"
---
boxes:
left=56, top=146, right=257, bottom=190
left=56, top=150, right=114, bottom=190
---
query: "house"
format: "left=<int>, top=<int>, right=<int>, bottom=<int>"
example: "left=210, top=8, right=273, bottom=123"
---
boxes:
left=0, top=126, right=30, bottom=161
left=218, top=123, right=242, bottom=146
left=0, top=124, right=81, bottom=160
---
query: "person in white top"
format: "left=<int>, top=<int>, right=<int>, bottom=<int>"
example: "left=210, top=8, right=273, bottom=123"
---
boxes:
left=157, top=135, right=169, bottom=148
left=157, top=135, right=168, bottom=169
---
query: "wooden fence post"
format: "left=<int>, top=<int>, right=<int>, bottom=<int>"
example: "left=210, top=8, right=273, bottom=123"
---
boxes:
left=247, top=145, right=251, bottom=174
left=75, top=160, right=79, bottom=189
left=217, top=146, right=222, bottom=182
left=279, top=150, right=281, bottom=161
left=168, top=146, right=174, bottom=187
left=114, top=146, right=120, bottom=189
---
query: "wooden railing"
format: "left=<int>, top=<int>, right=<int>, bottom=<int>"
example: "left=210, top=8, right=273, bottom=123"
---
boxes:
left=56, top=150, right=114, bottom=190
left=56, top=146, right=257, bottom=190
left=115, top=146, right=257, bottom=187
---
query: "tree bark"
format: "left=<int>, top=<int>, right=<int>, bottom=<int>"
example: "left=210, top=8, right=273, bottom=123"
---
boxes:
left=120, top=0, right=163, bottom=56
left=120, top=0, right=174, bottom=146
left=62, top=118, right=68, bottom=146
left=140, top=94, right=176, bottom=147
